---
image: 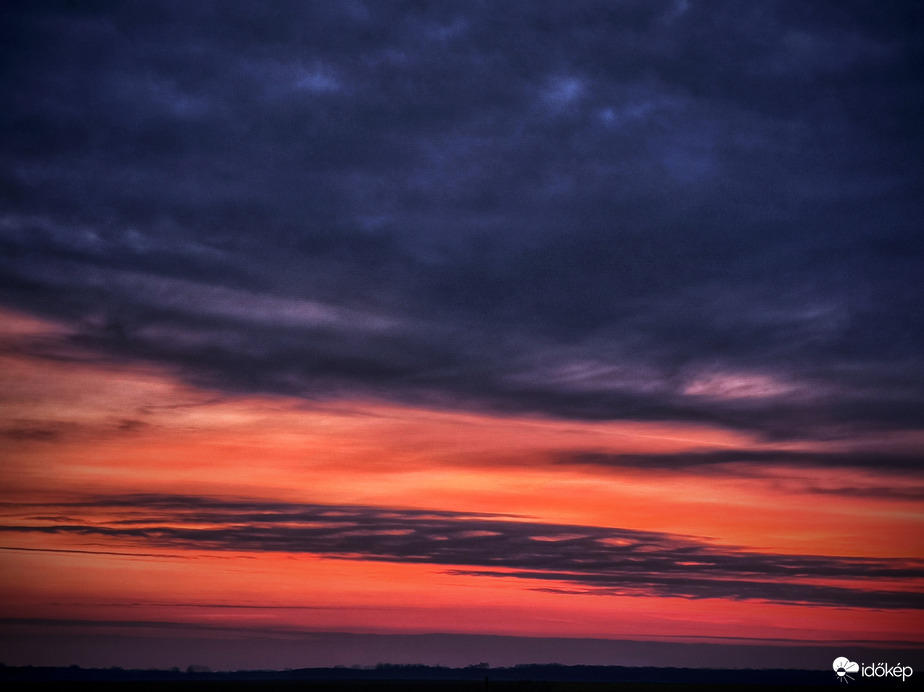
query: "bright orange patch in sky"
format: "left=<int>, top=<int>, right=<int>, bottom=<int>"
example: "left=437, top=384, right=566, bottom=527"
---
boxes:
left=1, top=307, right=922, bottom=653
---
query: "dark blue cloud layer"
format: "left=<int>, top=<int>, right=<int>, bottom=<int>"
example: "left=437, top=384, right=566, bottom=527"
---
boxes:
left=2, top=494, right=921, bottom=609
left=2, top=1, right=923, bottom=438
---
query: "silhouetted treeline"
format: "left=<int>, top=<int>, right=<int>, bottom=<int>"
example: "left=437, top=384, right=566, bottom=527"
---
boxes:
left=0, top=662, right=851, bottom=686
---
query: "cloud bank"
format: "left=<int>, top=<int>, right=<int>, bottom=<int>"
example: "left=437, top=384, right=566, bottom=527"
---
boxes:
left=2, top=1, right=923, bottom=438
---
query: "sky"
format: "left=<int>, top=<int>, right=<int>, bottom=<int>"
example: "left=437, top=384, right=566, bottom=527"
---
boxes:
left=1, top=0, right=923, bottom=672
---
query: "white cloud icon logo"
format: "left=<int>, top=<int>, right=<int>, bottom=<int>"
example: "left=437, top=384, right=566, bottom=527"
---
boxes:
left=833, top=657, right=859, bottom=682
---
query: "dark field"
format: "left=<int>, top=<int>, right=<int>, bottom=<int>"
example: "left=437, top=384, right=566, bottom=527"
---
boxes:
left=1, top=664, right=868, bottom=689
left=0, top=683, right=848, bottom=692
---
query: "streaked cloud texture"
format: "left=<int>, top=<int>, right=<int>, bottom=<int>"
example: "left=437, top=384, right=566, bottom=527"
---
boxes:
left=4, top=494, right=923, bottom=609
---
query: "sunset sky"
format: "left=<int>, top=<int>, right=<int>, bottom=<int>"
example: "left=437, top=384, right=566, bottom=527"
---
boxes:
left=1, top=0, right=923, bottom=671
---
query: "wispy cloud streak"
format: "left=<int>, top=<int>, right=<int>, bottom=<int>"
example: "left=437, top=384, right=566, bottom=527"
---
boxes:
left=556, top=449, right=924, bottom=499
left=562, top=449, right=924, bottom=473
left=2, top=495, right=921, bottom=609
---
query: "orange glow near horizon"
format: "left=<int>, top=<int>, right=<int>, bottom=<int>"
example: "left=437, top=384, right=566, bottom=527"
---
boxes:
left=1, top=307, right=923, bottom=651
